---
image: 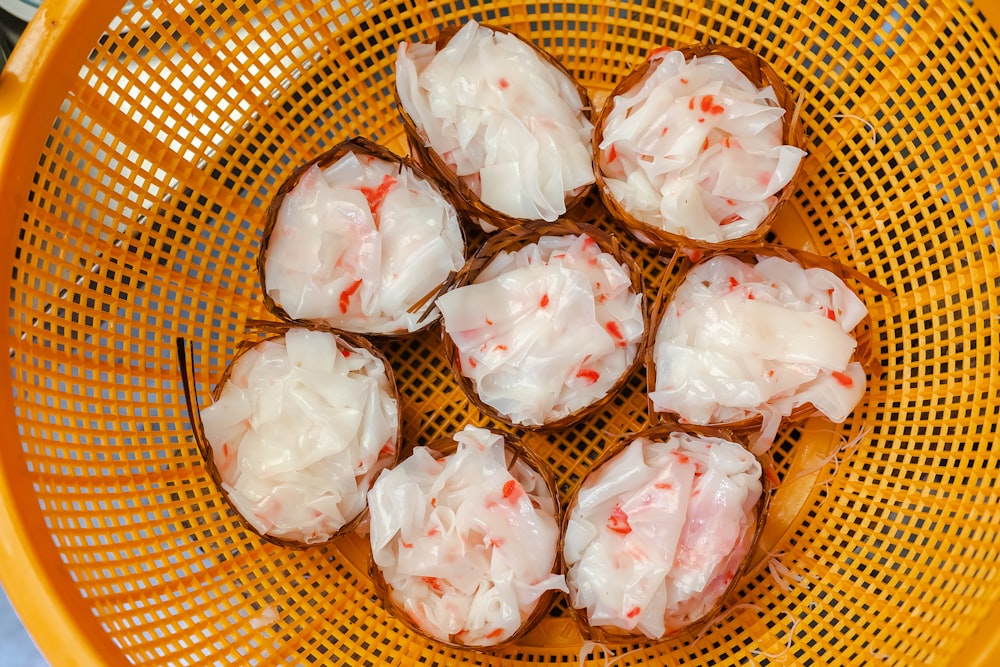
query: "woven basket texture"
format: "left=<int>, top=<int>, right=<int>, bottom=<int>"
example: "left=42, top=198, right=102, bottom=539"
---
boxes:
left=0, top=1, right=998, bottom=666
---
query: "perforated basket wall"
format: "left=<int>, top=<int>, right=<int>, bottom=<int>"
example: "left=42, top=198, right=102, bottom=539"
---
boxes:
left=0, top=1, right=997, bottom=666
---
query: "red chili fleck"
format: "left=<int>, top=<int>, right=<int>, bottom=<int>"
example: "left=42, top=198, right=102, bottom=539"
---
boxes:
left=606, top=321, right=626, bottom=345
left=720, top=213, right=744, bottom=226
left=427, top=526, right=439, bottom=537
left=222, top=443, right=229, bottom=458
left=655, top=482, right=672, bottom=490
left=486, top=628, right=504, bottom=639
left=747, top=292, right=756, bottom=300
left=498, top=77, right=510, bottom=89
left=826, top=308, right=837, bottom=321
left=674, top=451, right=691, bottom=465
left=701, top=137, right=710, bottom=151
left=430, top=497, right=437, bottom=507
left=660, top=126, right=669, bottom=136
left=686, top=249, right=704, bottom=262
left=422, top=576, right=444, bottom=593
left=359, top=174, right=397, bottom=217
left=540, top=294, right=550, bottom=308
left=700, top=95, right=715, bottom=113
left=768, top=369, right=775, bottom=378
left=379, top=443, right=395, bottom=457
left=339, top=278, right=363, bottom=314
left=495, top=344, right=508, bottom=352
left=710, top=104, right=725, bottom=115
left=680, top=77, right=689, bottom=84
left=607, top=144, right=617, bottom=162
left=698, top=117, right=705, bottom=123
left=626, top=607, right=641, bottom=619
left=728, top=276, right=740, bottom=290
left=832, top=371, right=854, bottom=388
left=340, top=347, right=351, bottom=358
left=485, top=318, right=494, bottom=326
left=468, top=356, right=477, bottom=369
left=502, top=479, right=523, bottom=502
left=401, top=539, right=413, bottom=548
left=490, top=537, right=504, bottom=547
left=688, top=97, right=696, bottom=111
left=607, top=504, right=632, bottom=535
left=576, top=368, right=600, bottom=384
left=724, top=137, right=732, bottom=148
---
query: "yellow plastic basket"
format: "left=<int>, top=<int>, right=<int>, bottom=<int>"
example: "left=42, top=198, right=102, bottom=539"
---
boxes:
left=0, top=1, right=998, bottom=665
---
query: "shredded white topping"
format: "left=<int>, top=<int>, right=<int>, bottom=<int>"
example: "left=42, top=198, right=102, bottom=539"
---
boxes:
left=564, top=433, right=762, bottom=639
left=599, top=50, right=805, bottom=242
left=201, top=329, right=399, bottom=544
left=437, top=233, right=644, bottom=426
left=264, top=152, right=465, bottom=333
left=396, top=20, right=595, bottom=221
left=368, top=426, right=565, bottom=646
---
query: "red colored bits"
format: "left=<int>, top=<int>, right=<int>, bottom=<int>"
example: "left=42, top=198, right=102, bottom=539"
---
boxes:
left=576, top=368, right=600, bottom=384
left=359, top=174, right=396, bottom=217
left=422, top=576, right=444, bottom=593
left=339, top=278, right=363, bottom=313
left=539, top=294, right=550, bottom=308
left=498, top=77, right=510, bottom=89
left=607, top=144, right=618, bottom=162
left=605, top=321, right=627, bottom=346
left=486, top=628, right=504, bottom=639
left=720, top=213, right=743, bottom=226
left=626, top=606, right=641, bottom=619
left=826, top=308, right=837, bottom=321
left=502, top=479, right=524, bottom=503
left=728, top=276, right=740, bottom=290
left=832, top=371, right=854, bottom=387
left=607, top=504, right=632, bottom=535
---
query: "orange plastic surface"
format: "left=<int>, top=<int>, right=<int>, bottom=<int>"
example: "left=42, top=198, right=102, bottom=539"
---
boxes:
left=0, top=1, right=998, bottom=666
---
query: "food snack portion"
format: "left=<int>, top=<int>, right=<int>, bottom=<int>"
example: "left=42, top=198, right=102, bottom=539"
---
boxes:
left=199, top=328, right=400, bottom=546
left=563, top=430, right=764, bottom=641
left=436, top=229, right=644, bottom=428
left=368, top=426, right=565, bottom=648
left=396, top=20, right=594, bottom=225
left=261, top=139, right=465, bottom=334
left=650, top=254, right=869, bottom=448
left=596, top=46, right=804, bottom=245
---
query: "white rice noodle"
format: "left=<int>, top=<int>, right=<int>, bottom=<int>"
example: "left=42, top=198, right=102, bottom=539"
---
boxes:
left=650, top=255, right=868, bottom=436
left=200, top=329, right=399, bottom=544
left=368, top=426, right=566, bottom=646
left=564, top=433, right=762, bottom=639
left=264, top=151, right=465, bottom=333
left=436, top=233, right=644, bottom=426
left=599, top=50, right=806, bottom=242
left=396, top=20, right=595, bottom=222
